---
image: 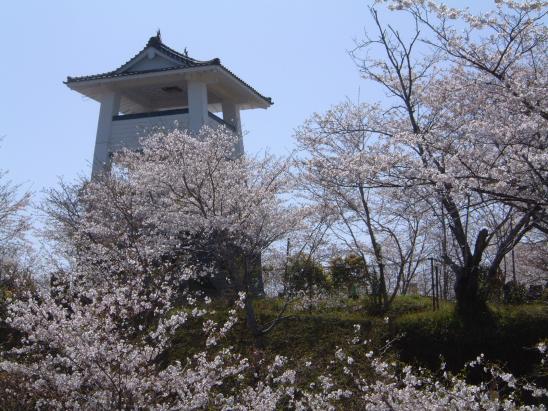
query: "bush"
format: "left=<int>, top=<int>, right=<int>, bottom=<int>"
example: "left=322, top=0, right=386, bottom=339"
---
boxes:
left=286, top=254, right=330, bottom=295
left=0, top=261, right=34, bottom=350
left=329, top=254, right=367, bottom=298
left=503, top=281, right=528, bottom=304
left=392, top=303, right=548, bottom=378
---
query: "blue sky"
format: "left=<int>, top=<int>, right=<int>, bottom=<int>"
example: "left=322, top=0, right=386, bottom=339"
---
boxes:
left=1, top=0, right=478, bottom=195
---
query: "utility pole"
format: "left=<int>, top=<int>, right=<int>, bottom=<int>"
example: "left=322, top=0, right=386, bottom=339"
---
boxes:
left=441, top=205, right=448, bottom=299
left=435, top=265, right=440, bottom=310
left=283, top=238, right=290, bottom=296
left=430, top=257, right=436, bottom=311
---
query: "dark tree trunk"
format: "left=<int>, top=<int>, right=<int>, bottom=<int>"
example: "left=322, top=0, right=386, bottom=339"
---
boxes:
left=243, top=254, right=264, bottom=349
left=244, top=294, right=264, bottom=349
left=454, top=265, right=486, bottom=316
left=442, top=195, right=490, bottom=317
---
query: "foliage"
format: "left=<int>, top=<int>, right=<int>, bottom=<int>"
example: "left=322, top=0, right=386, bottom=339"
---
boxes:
left=0, top=256, right=34, bottom=351
left=0, top=163, right=31, bottom=301
left=0, top=264, right=252, bottom=408
left=43, top=127, right=298, bottom=345
left=2, top=1, right=548, bottom=408
left=3, top=285, right=548, bottom=409
left=297, top=0, right=548, bottom=316
left=0, top=159, right=33, bottom=354
left=504, top=281, right=529, bottom=305
left=393, top=303, right=548, bottom=377
left=329, top=254, right=368, bottom=298
left=286, top=254, right=329, bottom=296
left=0, top=170, right=29, bottom=257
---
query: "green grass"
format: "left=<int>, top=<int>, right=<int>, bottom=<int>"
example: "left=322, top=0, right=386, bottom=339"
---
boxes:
left=166, top=295, right=548, bottom=381
left=381, top=294, right=450, bottom=316
left=393, top=302, right=548, bottom=376
left=167, top=297, right=389, bottom=372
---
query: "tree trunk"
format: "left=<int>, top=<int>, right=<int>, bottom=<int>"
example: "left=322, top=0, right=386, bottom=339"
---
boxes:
left=243, top=254, right=264, bottom=348
left=244, top=295, right=264, bottom=349
left=454, top=265, right=486, bottom=316
left=442, top=196, right=490, bottom=317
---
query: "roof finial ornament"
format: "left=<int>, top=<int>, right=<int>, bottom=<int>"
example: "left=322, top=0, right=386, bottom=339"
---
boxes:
left=147, top=30, right=162, bottom=46
left=184, top=47, right=189, bottom=57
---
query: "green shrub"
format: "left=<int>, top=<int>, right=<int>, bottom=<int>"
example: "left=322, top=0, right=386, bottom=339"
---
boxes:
left=329, top=254, right=367, bottom=298
left=286, top=254, right=330, bottom=295
left=503, top=281, right=528, bottom=304
left=392, top=303, right=548, bottom=377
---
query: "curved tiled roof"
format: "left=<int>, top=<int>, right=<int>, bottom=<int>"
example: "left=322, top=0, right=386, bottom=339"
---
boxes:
left=65, top=33, right=272, bottom=105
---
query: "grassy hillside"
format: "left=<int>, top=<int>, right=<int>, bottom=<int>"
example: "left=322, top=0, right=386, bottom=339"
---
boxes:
left=167, top=295, right=548, bottom=380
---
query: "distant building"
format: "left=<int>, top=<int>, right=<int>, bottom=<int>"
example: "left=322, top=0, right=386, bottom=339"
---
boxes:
left=66, top=31, right=272, bottom=176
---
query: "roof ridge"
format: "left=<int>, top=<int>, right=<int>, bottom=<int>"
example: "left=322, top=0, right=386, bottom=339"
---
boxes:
left=111, top=36, right=221, bottom=75
left=156, top=41, right=217, bottom=65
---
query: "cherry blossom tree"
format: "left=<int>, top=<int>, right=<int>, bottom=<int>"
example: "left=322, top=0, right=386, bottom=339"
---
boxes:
left=42, top=127, right=298, bottom=347
left=0, top=160, right=33, bottom=346
left=1, top=265, right=251, bottom=408
left=0, top=126, right=296, bottom=406
left=2, top=2, right=547, bottom=407
left=296, top=102, right=435, bottom=312
left=0, top=167, right=29, bottom=261
left=3, top=279, right=546, bottom=409
left=299, top=0, right=547, bottom=315
left=510, top=232, right=548, bottom=287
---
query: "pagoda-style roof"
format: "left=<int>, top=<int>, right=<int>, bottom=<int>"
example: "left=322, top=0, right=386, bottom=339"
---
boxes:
left=66, top=33, right=272, bottom=113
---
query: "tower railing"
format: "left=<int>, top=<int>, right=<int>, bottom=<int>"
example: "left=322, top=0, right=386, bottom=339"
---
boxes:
left=112, top=109, right=236, bottom=132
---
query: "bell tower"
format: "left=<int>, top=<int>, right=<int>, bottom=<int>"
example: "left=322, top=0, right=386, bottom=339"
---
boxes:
left=66, top=32, right=272, bottom=176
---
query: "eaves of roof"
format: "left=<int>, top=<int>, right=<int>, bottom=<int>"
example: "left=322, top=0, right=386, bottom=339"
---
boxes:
left=65, top=35, right=273, bottom=105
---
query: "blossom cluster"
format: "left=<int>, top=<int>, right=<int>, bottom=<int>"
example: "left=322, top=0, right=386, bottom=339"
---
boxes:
left=2, top=264, right=546, bottom=410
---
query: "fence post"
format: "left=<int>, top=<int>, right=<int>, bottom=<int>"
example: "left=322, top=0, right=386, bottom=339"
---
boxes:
left=430, top=257, right=435, bottom=311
